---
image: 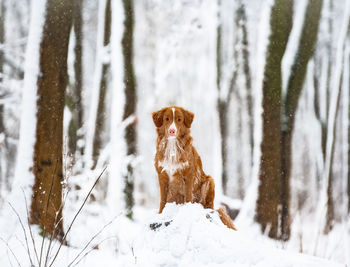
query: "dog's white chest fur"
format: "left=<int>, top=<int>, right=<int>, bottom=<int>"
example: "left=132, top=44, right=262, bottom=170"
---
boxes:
left=158, top=137, right=188, bottom=181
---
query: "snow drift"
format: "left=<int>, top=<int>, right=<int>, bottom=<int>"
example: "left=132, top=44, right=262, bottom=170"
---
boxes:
left=119, top=203, right=343, bottom=267
left=0, top=202, right=345, bottom=266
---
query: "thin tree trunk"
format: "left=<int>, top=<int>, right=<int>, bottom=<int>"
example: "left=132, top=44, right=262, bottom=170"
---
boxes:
left=217, top=0, right=238, bottom=195
left=281, top=0, right=323, bottom=240
left=0, top=1, right=17, bottom=192
left=68, top=0, right=84, bottom=161
left=216, top=1, right=228, bottom=194
left=30, top=0, right=73, bottom=239
left=91, top=0, right=111, bottom=170
left=318, top=0, right=350, bottom=234
left=256, top=0, right=293, bottom=240
left=122, top=0, right=136, bottom=219
left=324, top=73, right=342, bottom=233
left=237, top=1, right=253, bottom=159
left=218, top=99, right=229, bottom=195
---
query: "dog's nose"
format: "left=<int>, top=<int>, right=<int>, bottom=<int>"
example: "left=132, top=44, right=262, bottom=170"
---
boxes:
left=169, top=128, right=176, bottom=136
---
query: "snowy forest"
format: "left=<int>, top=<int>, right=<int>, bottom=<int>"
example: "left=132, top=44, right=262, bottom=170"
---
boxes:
left=0, top=0, right=349, bottom=266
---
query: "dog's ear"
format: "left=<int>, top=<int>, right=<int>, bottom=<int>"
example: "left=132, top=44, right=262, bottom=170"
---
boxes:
left=152, top=109, right=165, bottom=127
left=183, top=109, right=194, bottom=128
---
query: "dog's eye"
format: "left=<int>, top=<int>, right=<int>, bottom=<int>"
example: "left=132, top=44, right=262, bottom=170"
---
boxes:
left=165, top=118, right=169, bottom=121
left=178, top=119, right=181, bottom=122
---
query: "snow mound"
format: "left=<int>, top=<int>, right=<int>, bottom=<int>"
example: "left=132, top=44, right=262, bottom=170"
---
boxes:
left=121, top=203, right=343, bottom=267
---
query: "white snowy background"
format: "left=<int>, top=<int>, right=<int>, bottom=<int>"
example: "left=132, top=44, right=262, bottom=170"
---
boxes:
left=0, top=0, right=349, bottom=266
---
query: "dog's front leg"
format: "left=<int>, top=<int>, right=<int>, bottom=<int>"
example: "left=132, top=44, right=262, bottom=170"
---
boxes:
left=184, top=174, right=193, bottom=203
left=158, top=173, right=169, bottom=213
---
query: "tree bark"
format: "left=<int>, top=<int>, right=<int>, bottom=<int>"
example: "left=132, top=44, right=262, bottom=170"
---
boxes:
left=30, top=0, right=73, bottom=240
left=91, top=0, right=111, bottom=170
left=122, top=0, right=136, bottom=219
left=256, top=0, right=293, bottom=240
left=281, top=0, right=323, bottom=239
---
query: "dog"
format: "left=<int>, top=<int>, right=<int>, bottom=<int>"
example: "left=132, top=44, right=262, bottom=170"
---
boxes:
left=152, top=106, right=236, bottom=230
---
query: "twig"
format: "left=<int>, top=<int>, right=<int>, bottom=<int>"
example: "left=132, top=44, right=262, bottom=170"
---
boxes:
left=73, top=236, right=118, bottom=267
left=44, top=208, right=62, bottom=267
left=14, top=235, right=31, bottom=260
left=48, top=166, right=107, bottom=267
left=68, top=213, right=122, bottom=267
left=0, top=237, right=22, bottom=267
left=7, top=202, right=33, bottom=266
left=45, top=186, right=72, bottom=263
left=21, top=188, right=40, bottom=265
left=44, top=191, right=70, bottom=267
left=6, top=249, right=15, bottom=267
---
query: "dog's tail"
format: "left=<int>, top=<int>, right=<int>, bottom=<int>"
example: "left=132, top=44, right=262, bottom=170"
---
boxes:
left=217, top=207, right=237, bottom=230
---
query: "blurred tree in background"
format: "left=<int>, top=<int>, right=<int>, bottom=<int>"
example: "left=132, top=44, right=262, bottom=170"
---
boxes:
left=122, top=0, right=137, bottom=219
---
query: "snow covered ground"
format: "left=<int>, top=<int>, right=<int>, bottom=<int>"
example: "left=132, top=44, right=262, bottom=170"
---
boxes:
left=0, top=202, right=345, bottom=267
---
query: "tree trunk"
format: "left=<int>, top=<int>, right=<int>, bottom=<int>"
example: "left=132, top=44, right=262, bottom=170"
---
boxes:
left=313, top=59, right=330, bottom=162
left=122, top=0, right=136, bottom=219
left=324, top=73, right=342, bottom=233
left=216, top=2, right=228, bottom=194
left=91, top=0, right=111, bottom=170
left=281, top=0, right=323, bottom=240
left=256, top=0, right=293, bottom=240
left=237, top=1, right=253, bottom=159
left=68, top=0, right=84, bottom=162
left=218, top=99, right=229, bottom=195
left=30, top=0, right=73, bottom=240
left=217, top=0, right=238, bottom=195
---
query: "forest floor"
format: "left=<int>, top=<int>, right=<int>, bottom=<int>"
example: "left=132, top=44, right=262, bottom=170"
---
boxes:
left=0, top=200, right=347, bottom=267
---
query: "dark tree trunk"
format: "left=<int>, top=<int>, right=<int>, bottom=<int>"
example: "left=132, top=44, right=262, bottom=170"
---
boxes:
left=256, top=0, right=293, bottom=240
left=122, top=0, right=136, bottom=219
left=92, top=0, right=111, bottom=169
left=218, top=99, right=229, bottom=195
left=30, top=0, right=73, bottom=240
left=68, top=0, right=84, bottom=162
left=281, top=0, right=323, bottom=239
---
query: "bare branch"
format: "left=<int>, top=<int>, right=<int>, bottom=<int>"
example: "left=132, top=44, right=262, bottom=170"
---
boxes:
left=21, top=188, right=40, bottom=265
left=73, top=236, right=118, bottom=267
left=48, top=166, right=108, bottom=267
left=68, top=213, right=122, bottom=267
left=0, top=236, right=23, bottom=267
left=8, top=202, right=34, bottom=266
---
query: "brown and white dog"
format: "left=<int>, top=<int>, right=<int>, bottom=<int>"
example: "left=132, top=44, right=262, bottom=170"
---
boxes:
left=152, top=106, right=236, bottom=230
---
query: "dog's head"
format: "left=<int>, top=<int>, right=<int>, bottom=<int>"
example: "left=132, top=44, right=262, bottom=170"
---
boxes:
left=152, top=106, right=194, bottom=139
